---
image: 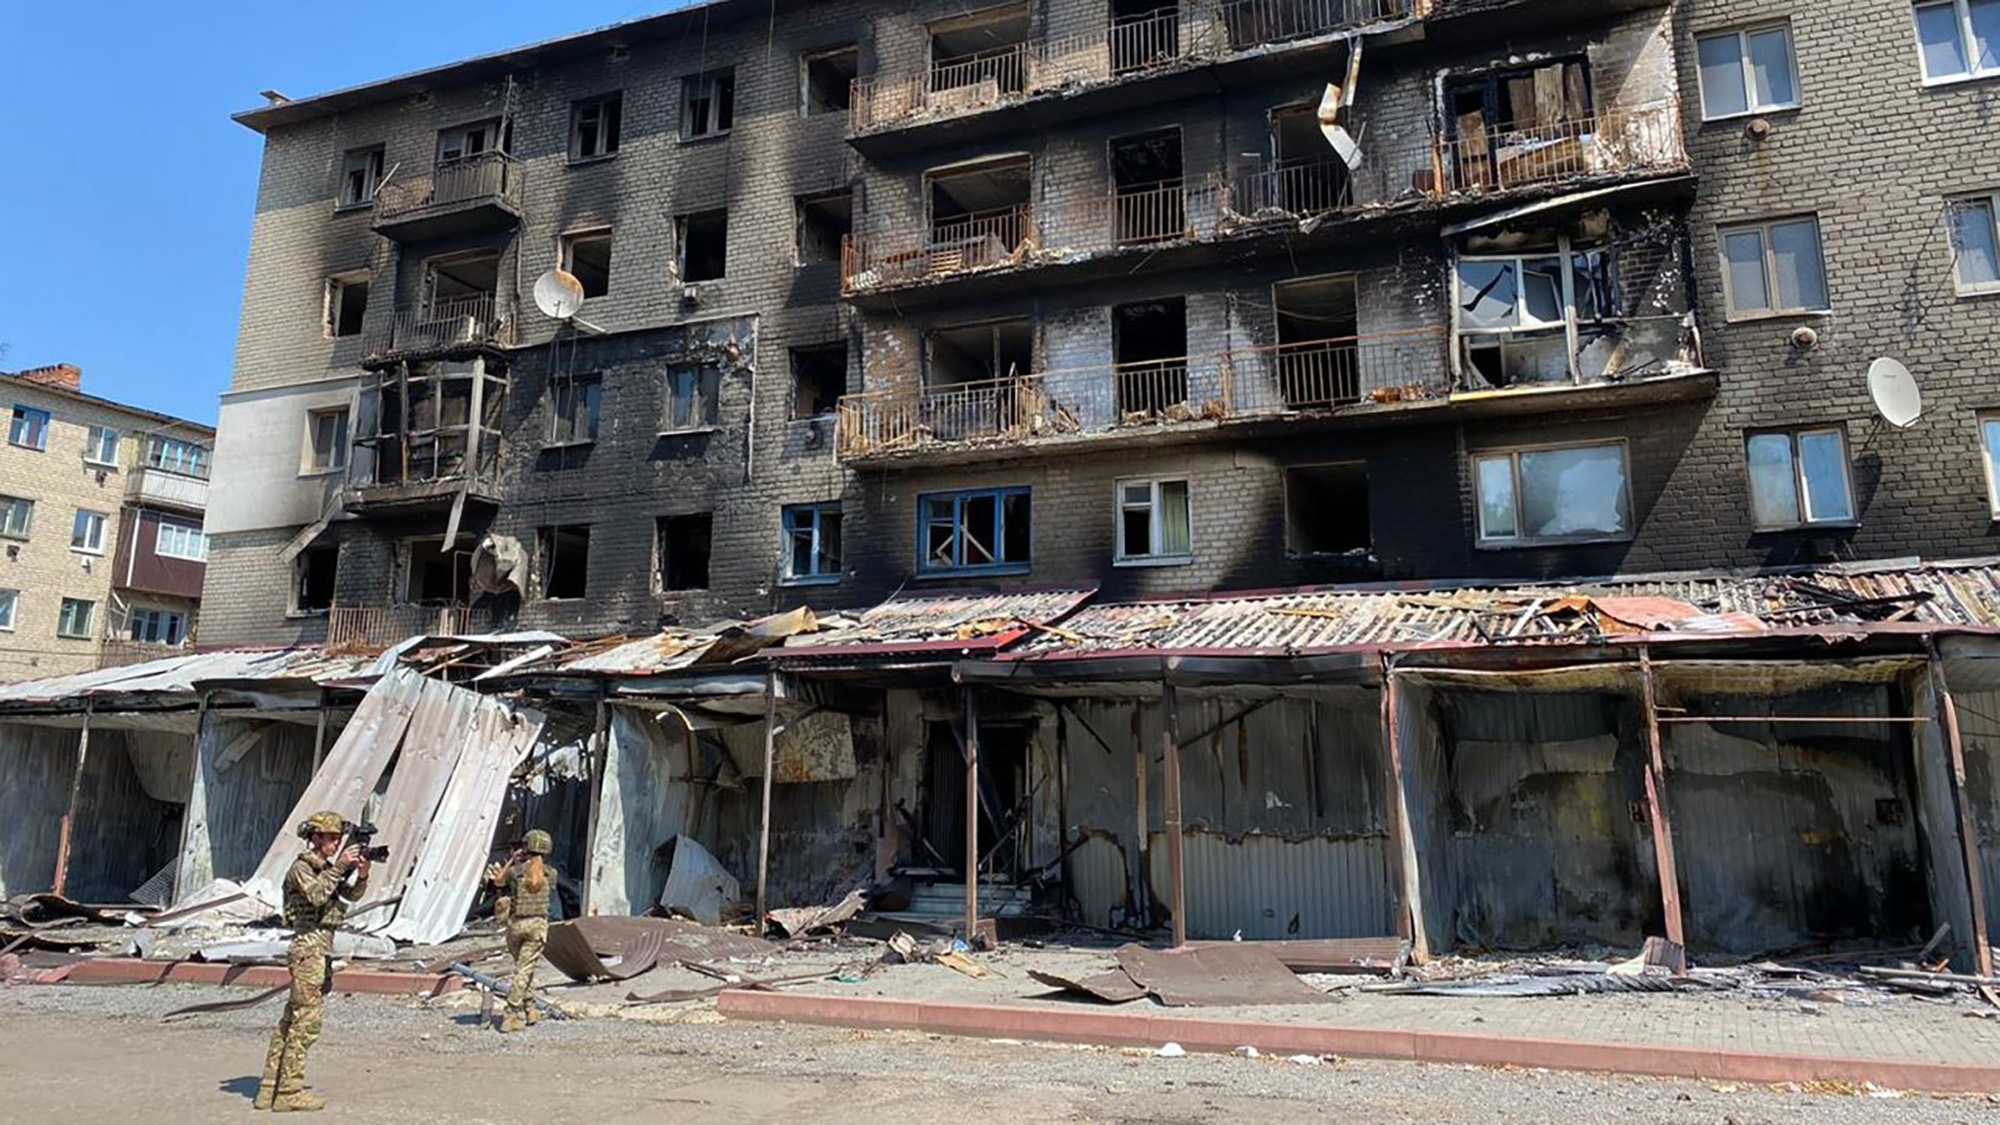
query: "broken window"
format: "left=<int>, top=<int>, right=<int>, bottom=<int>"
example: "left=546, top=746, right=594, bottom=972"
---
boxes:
left=304, top=407, right=349, bottom=473
left=795, top=191, right=853, bottom=266
left=571, top=93, right=623, bottom=160
left=547, top=373, right=602, bottom=445
left=926, top=320, right=1031, bottom=388
left=561, top=230, right=613, bottom=299
left=1272, top=274, right=1360, bottom=407
left=1474, top=442, right=1631, bottom=546
left=1455, top=249, right=1610, bottom=386
left=927, top=155, right=1031, bottom=257
left=402, top=538, right=472, bottom=604
left=0, top=496, right=33, bottom=539
left=1268, top=104, right=1350, bottom=214
left=1112, top=299, right=1187, bottom=418
left=422, top=251, right=501, bottom=319
left=1445, top=60, right=1593, bottom=190
left=676, top=210, right=729, bottom=282
left=1746, top=428, right=1855, bottom=529
left=790, top=343, right=847, bottom=419
left=537, top=525, right=590, bottom=600
left=1109, top=128, right=1185, bottom=244
left=1285, top=463, right=1370, bottom=555
left=801, top=45, right=858, bottom=115
left=782, top=502, right=843, bottom=582
left=683, top=69, right=736, bottom=138
left=70, top=509, right=106, bottom=554
left=657, top=513, right=713, bottom=591
left=662, top=364, right=721, bottom=431
left=437, top=118, right=504, bottom=162
left=1950, top=194, right=2000, bottom=292
left=295, top=546, right=338, bottom=613
left=340, top=146, right=385, bottom=207
left=56, top=598, right=95, bottom=640
left=1115, top=478, right=1191, bottom=564
left=1110, top=0, right=1182, bottom=75
left=928, top=4, right=1029, bottom=97
left=1696, top=24, right=1800, bottom=119
left=1914, top=0, right=2000, bottom=82
left=1720, top=217, right=1829, bottom=316
left=325, top=272, right=369, bottom=337
left=918, top=486, right=1030, bottom=574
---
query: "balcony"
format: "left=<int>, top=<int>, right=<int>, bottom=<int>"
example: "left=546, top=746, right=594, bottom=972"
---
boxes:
left=96, top=639, right=193, bottom=670
left=347, top=356, right=508, bottom=515
left=124, top=465, right=209, bottom=514
left=325, top=602, right=482, bottom=650
left=371, top=152, right=524, bottom=243
left=842, top=205, right=1037, bottom=292
left=362, top=295, right=515, bottom=365
left=848, top=0, right=1415, bottom=152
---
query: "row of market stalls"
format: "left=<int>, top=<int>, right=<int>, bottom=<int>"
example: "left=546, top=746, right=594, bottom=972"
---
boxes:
left=2, top=557, right=1996, bottom=972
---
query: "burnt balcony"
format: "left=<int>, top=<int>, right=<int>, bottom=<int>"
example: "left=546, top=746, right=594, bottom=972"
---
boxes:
left=841, top=205, right=1036, bottom=293
left=362, top=295, right=515, bottom=366
left=325, top=602, right=485, bottom=650
left=346, top=357, right=508, bottom=514
left=371, top=152, right=523, bottom=243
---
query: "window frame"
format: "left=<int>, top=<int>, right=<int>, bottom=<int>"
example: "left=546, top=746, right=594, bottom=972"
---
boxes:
left=1949, top=192, right=2000, bottom=295
left=1694, top=22, right=1802, bottom=121
left=292, top=545, right=339, bottom=616
left=128, top=606, right=187, bottom=646
left=915, top=485, right=1032, bottom=576
left=324, top=271, right=370, bottom=339
left=1980, top=411, right=2000, bottom=519
left=1451, top=245, right=1611, bottom=385
left=0, top=589, right=18, bottom=632
left=569, top=91, right=624, bottom=162
left=1913, top=0, right=2000, bottom=84
left=682, top=69, right=737, bottom=140
left=1113, top=477, right=1194, bottom=566
left=660, top=364, right=722, bottom=434
left=9, top=406, right=49, bottom=451
left=338, top=145, right=386, bottom=209
left=559, top=228, right=614, bottom=299
left=800, top=44, right=860, bottom=118
left=0, top=496, right=34, bottom=540
left=302, top=407, right=350, bottom=476
left=546, top=373, right=604, bottom=447
left=1472, top=439, right=1635, bottom=548
left=781, top=502, right=844, bottom=585
left=69, top=509, right=107, bottom=555
left=145, top=434, right=209, bottom=478
left=56, top=597, right=95, bottom=641
left=155, top=520, right=210, bottom=562
left=1744, top=426, right=1858, bottom=530
left=1716, top=215, right=1832, bottom=319
left=84, top=425, right=121, bottom=468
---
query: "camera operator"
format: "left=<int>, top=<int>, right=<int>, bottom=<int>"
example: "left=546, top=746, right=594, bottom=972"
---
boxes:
left=255, top=810, right=372, bottom=1113
left=485, top=829, right=557, bottom=1033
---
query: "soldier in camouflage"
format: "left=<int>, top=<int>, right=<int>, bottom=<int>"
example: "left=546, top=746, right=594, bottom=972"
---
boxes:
left=255, top=810, right=370, bottom=1113
left=486, top=828, right=557, bottom=1032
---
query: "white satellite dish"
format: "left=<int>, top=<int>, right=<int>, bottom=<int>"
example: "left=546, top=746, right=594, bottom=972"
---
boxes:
left=533, top=269, right=586, bottom=320
left=1867, top=357, right=1922, bottom=428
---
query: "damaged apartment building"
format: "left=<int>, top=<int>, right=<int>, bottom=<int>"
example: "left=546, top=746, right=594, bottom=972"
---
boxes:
left=72, top=0, right=1989, bottom=967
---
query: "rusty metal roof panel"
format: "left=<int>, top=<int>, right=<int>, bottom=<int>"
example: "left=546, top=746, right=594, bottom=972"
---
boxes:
left=780, top=586, right=1097, bottom=658
left=0, top=648, right=375, bottom=707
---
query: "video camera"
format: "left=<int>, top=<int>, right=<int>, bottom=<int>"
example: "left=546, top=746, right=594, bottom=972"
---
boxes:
left=346, top=821, right=390, bottom=863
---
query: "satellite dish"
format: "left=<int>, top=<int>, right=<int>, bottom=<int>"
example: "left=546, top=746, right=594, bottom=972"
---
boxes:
left=1867, top=357, right=1922, bottom=428
left=533, top=269, right=586, bottom=320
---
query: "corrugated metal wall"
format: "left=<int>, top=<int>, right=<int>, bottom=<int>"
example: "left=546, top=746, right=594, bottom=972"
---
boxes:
left=1949, top=688, right=2000, bottom=933
left=0, top=723, right=78, bottom=899
left=64, top=729, right=184, bottom=903
left=1148, top=829, right=1392, bottom=940
left=181, top=718, right=316, bottom=894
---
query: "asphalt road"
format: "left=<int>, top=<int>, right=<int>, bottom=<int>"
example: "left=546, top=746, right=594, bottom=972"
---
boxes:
left=2, top=984, right=1993, bottom=1124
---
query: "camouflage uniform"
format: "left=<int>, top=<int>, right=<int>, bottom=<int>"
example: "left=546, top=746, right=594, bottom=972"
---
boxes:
left=258, top=813, right=366, bottom=1113
left=491, top=829, right=557, bottom=1032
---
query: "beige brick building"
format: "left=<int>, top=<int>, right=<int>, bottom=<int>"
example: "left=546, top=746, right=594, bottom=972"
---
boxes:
left=0, top=365, right=213, bottom=681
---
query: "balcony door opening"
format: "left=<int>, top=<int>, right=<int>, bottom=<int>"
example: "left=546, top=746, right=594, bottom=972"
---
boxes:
left=1272, top=274, right=1359, bottom=409
left=1270, top=105, right=1349, bottom=215
left=925, top=320, right=1033, bottom=442
left=1110, top=0, right=1181, bottom=76
left=402, top=537, right=472, bottom=605
left=928, top=3, right=1030, bottom=99
left=1109, top=128, right=1184, bottom=245
left=422, top=252, right=500, bottom=319
left=1112, top=298, right=1188, bottom=421
left=927, top=155, right=1032, bottom=265
left=1445, top=60, right=1592, bottom=191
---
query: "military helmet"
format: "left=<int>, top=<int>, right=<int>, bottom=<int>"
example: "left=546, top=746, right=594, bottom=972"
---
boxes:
left=298, top=810, right=346, bottom=838
left=522, top=829, right=553, bottom=856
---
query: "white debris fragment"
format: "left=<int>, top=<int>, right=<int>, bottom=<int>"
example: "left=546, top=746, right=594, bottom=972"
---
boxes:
left=1232, top=1045, right=1260, bottom=1058
left=1156, top=1042, right=1186, bottom=1058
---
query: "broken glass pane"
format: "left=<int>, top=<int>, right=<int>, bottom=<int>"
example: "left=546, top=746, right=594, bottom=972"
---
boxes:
left=1458, top=260, right=1519, bottom=329
left=962, top=494, right=998, bottom=565
left=925, top=498, right=957, bottom=566
left=1570, top=250, right=1610, bottom=321
left=1519, top=444, right=1628, bottom=538
left=1122, top=505, right=1153, bottom=557
left=1746, top=432, right=1801, bottom=527
left=1797, top=430, right=1853, bottom=522
left=1002, top=490, right=1031, bottom=562
left=1521, top=258, right=1564, bottom=325
left=1475, top=455, right=1519, bottom=540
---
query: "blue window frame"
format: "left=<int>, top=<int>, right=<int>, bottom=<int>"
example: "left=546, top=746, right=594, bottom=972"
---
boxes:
left=917, top=486, right=1030, bottom=575
left=9, top=406, right=49, bottom=451
left=782, top=502, right=843, bottom=584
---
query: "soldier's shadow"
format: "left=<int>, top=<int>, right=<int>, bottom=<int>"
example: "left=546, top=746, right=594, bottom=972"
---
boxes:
left=217, top=1077, right=261, bottom=1102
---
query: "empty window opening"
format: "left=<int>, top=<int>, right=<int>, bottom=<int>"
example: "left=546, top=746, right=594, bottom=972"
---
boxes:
left=1445, top=61, right=1592, bottom=190
left=926, top=320, right=1031, bottom=388
left=1266, top=104, right=1351, bottom=214
left=424, top=252, right=500, bottom=313
left=537, top=525, right=590, bottom=600
left=662, top=364, right=722, bottom=431
left=326, top=272, right=369, bottom=337
left=561, top=230, right=613, bottom=299
left=1116, top=478, right=1192, bottom=563
left=1110, top=0, right=1182, bottom=75
left=1285, top=463, right=1370, bottom=554
left=927, top=155, right=1031, bottom=252
left=1109, top=128, right=1185, bottom=244
left=1112, top=299, right=1188, bottom=419
left=1272, top=274, right=1359, bottom=408
left=658, top=513, right=713, bottom=591
left=919, top=486, right=1031, bottom=574
left=437, top=118, right=505, bottom=163
left=548, top=372, right=602, bottom=445
left=403, top=538, right=473, bottom=604
left=783, top=503, right=843, bottom=582
left=1747, top=428, right=1855, bottom=530
left=341, top=147, right=385, bottom=207
left=1475, top=442, right=1632, bottom=546
left=571, top=93, right=623, bottom=160
left=684, top=69, right=736, bottom=138
left=795, top=191, right=854, bottom=266
left=790, top=343, right=848, bottom=419
left=928, top=3, right=1030, bottom=95
left=296, top=546, right=338, bottom=613
left=802, top=45, right=859, bottom=115
left=305, top=407, right=349, bottom=473
left=676, top=210, right=729, bottom=282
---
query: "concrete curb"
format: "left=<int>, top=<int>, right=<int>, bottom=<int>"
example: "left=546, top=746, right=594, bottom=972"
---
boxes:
left=47, top=957, right=462, bottom=997
left=716, top=990, right=2000, bottom=1095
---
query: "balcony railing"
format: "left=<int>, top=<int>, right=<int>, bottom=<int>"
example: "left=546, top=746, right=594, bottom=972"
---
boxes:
left=374, top=152, right=523, bottom=221
left=97, top=639, right=192, bottom=670
left=364, top=295, right=514, bottom=362
left=326, top=602, right=477, bottom=650
left=125, top=465, right=210, bottom=512
left=835, top=326, right=1451, bottom=459
left=1426, top=102, right=1687, bottom=196
left=850, top=0, right=1412, bottom=133
left=842, top=205, right=1036, bottom=291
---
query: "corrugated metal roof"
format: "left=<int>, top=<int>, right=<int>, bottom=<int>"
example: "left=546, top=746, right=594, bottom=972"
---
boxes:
left=0, top=648, right=374, bottom=707
left=779, top=587, right=1097, bottom=659
left=1005, top=558, right=2000, bottom=661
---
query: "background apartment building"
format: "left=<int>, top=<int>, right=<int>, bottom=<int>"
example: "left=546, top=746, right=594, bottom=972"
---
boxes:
left=0, top=365, right=212, bottom=679
left=204, top=0, right=1999, bottom=649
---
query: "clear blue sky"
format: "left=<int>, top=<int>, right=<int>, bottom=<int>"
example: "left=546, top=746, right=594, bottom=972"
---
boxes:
left=0, top=1, right=682, bottom=425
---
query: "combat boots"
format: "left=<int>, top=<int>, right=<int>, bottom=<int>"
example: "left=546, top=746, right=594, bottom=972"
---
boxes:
left=524, top=1004, right=541, bottom=1027
left=271, top=1090, right=326, bottom=1113
left=498, top=1012, right=526, bottom=1033
left=252, top=1069, right=278, bottom=1111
